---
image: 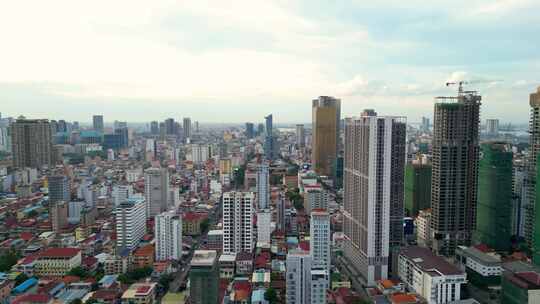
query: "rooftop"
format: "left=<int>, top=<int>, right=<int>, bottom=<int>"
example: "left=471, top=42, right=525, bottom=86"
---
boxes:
left=122, top=283, right=156, bottom=298
left=400, top=246, right=463, bottom=276
left=191, top=250, right=217, bottom=266
left=39, top=247, right=81, bottom=258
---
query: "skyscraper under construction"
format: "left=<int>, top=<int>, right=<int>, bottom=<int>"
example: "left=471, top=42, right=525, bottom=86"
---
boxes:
left=431, top=89, right=481, bottom=256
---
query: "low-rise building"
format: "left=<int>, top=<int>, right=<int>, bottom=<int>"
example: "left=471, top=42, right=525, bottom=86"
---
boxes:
left=415, top=209, right=431, bottom=247
left=132, top=245, right=155, bottom=268
left=207, top=229, right=223, bottom=251
left=397, top=246, right=466, bottom=304
left=219, top=253, right=236, bottom=279
left=104, top=255, right=131, bottom=275
left=501, top=261, right=540, bottom=304
left=34, top=248, right=82, bottom=277
left=236, top=252, right=253, bottom=275
left=455, top=246, right=502, bottom=287
left=121, top=282, right=157, bottom=304
left=182, top=212, right=206, bottom=236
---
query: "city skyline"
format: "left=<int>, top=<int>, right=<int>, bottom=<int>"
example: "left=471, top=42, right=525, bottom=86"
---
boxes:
left=1, top=1, right=539, bottom=123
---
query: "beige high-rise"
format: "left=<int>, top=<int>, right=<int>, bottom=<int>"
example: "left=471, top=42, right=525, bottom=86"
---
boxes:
left=311, top=96, right=341, bottom=178
left=11, top=118, right=53, bottom=168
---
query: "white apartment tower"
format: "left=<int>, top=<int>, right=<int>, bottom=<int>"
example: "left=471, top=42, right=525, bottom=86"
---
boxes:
left=223, top=192, right=254, bottom=254
left=343, top=113, right=406, bottom=286
left=256, top=163, right=270, bottom=209
left=310, top=210, right=331, bottom=271
left=304, top=185, right=328, bottom=213
left=191, top=144, right=209, bottom=164
left=155, top=211, right=183, bottom=261
left=257, top=210, right=272, bottom=245
left=113, top=184, right=133, bottom=206
left=116, top=197, right=146, bottom=253
left=144, top=167, right=169, bottom=218
left=286, top=250, right=312, bottom=304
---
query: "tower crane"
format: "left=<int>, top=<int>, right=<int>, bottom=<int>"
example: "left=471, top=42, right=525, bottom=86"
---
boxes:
left=445, top=79, right=502, bottom=95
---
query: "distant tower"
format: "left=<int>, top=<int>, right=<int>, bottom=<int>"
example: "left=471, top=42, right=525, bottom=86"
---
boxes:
left=245, top=122, right=255, bottom=139
left=92, top=115, right=104, bottom=132
left=486, top=119, right=499, bottom=136
left=431, top=91, right=481, bottom=256
left=256, top=163, right=270, bottom=209
left=343, top=114, right=406, bottom=285
left=11, top=118, right=53, bottom=168
left=155, top=211, right=183, bottom=261
left=312, top=96, right=341, bottom=178
left=223, top=192, right=254, bottom=254
left=150, top=121, right=159, bottom=135
left=264, top=114, right=275, bottom=161
left=183, top=117, right=192, bottom=140
left=296, top=124, right=305, bottom=147
left=144, top=168, right=169, bottom=218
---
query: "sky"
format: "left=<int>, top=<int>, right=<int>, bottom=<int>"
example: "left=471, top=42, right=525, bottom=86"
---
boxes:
left=1, top=0, right=539, bottom=124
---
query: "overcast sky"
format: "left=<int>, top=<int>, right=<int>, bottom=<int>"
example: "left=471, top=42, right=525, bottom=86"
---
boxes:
left=1, top=0, right=539, bottom=124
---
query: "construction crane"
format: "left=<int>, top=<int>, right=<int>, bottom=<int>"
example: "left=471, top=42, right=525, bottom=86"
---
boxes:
left=445, top=79, right=502, bottom=95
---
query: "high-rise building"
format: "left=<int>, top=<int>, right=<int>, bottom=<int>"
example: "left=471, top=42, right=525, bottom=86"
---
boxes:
left=525, top=87, right=540, bottom=250
left=189, top=250, right=219, bottom=304
left=486, top=119, right=499, bottom=136
left=343, top=114, right=406, bottom=285
left=112, top=184, right=133, bottom=206
left=296, top=124, right=305, bottom=147
left=155, top=211, right=182, bottom=261
left=11, top=118, right=53, bottom=168
left=48, top=175, right=70, bottom=203
left=512, top=159, right=527, bottom=238
left=92, top=115, right=104, bottom=132
left=223, top=192, right=254, bottom=254
left=277, top=195, right=286, bottom=231
left=114, top=127, right=129, bottom=149
left=286, top=250, right=312, bottom=304
left=311, top=269, right=329, bottom=304
left=256, top=163, right=270, bottom=209
left=116, top=197, right=146, bottom=253
left=191, top=144, right=209, bottom=164
left=256, top=210, right=272, bottom=245
left=474, top=142, right=513, bottom=252
left=404, top=163, right=432, bottom=216
left=257, top=123, right=264, bottom=136
left=144, top=168, right=169, bottom=218
left=245, top=122, right=255, bottom=139
left=183, top=117, right=192, bottom=140
left=421, top=116, right=430, bottom=132
left=431, top=91, right=481, bottom=256
left=312, top=96, right=341, bottom=178
left=164, top=118, right=176, bottom=135
left=194, top=121, right=199, bottom=133
left=49, top=200, right=68, bottom=233
left=264, top=114, right=276, bottom=161
left=310, top=210, right=331, bottom=271
left=150, top=121, right=159, bottom=135
left=304, top=185, right=328, bottom=213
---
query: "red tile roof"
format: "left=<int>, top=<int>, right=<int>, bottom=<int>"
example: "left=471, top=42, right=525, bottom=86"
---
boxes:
left=12, top=294, right=51, bottom=304
left=40, top=247, right=80, bottom=258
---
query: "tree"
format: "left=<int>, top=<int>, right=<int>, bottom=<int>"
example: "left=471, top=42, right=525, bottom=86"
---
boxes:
left=27, top=210, right=38, bottom=218
left=200, top=218, right=210, bottom=233
left=86, top=299, right=99, bottom=304
left=67, top=266, right=89, bottom=278
left=264, top=287, right=278, bottom=304
left=68, top=299, right=83, bottom=304
left=14, top=273, right=29, bottom=287
left=0, top=250, right=19, bottom=272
